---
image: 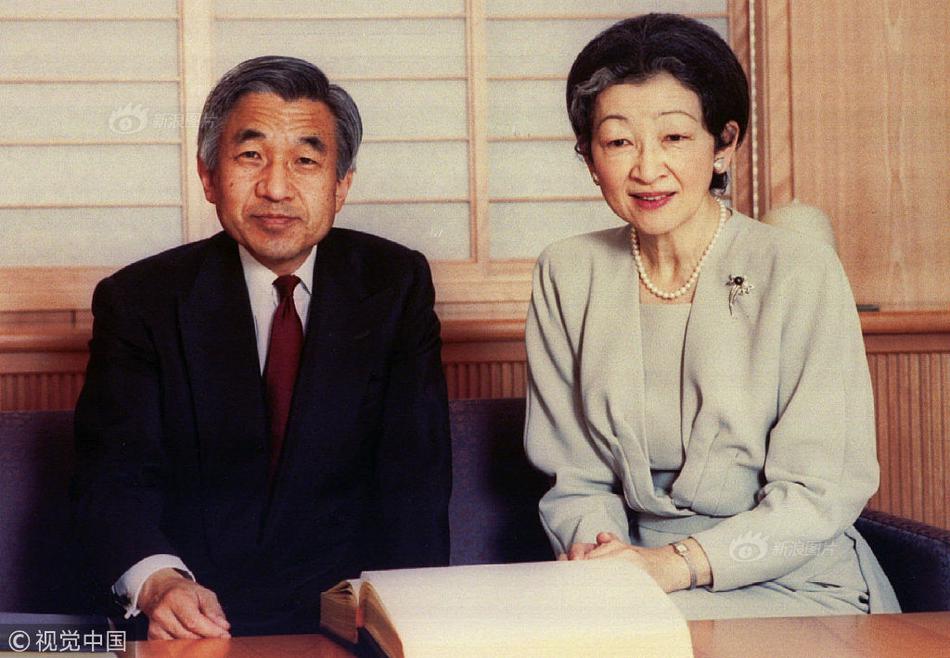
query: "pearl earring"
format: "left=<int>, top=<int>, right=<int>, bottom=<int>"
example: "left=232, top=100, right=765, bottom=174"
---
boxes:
left=713, top=158, right=725, bottom=173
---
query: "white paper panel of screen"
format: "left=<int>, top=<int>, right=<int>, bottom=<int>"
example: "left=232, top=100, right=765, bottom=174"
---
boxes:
left=0, top=145, right=181, bottom=206
left=216, top=0, right=464, bottom=17
left=490, top=201, right=621, bottom=259
left=335, top=203, right=470, bottom=261
left=214, top=20, right=466, bottom=79
left=488, top=141, right=591, bottom=199
left=0, top=21, right=179, bottom=80
left=0, top=208, right=182, bottom=267
left=0, top=83, right=181, bottom=143
left=346, top=80, right=467, bottom=140
left=0, top=1, right=178, bottom=17
left=347, top=142, right=468, bottom=202
left=488, top=80, right=570, bottom=138
left=487, top=18, right=728, bottom=78
left=487, top=0, right=726, bottom=15
left=487, top=19, right=619, bottom=79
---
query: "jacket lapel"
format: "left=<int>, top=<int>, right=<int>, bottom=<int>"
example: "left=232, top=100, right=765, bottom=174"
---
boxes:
left=178, top=234, right=269, bottom=544
left=671, top=213, right=750, bottom=508
left=587, top=217, right=755, bottom=515
left=262, top=231, right=394, bottom=538
left=580, top=228, right=652, bottom=511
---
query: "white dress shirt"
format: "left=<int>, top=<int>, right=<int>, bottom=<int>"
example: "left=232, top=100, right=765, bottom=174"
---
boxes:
left=238, top=245, right=315, bottom=372
left=112, top=244, right=317, bottom=617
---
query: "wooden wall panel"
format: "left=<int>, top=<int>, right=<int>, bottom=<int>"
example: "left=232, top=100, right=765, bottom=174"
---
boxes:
left=442, top=328, right=527, bottom=399
left=0, top=352, right=520, bottom=407
left=784, top=0, right=950, bottom=306
left=0, top=371, right=85, bottom=412
left=444, top=361, right=527, bottom=400
left=0, top=350, right=88, bottom=412
left=866, top=351, right=950, bottom=529
left=2, top=313, right=949, bottom=530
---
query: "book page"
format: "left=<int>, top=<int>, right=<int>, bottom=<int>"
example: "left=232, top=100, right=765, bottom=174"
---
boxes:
left=319, top=578, right=363, bottom=643
left=361, top=582, right=405, bottom=658
left=361, top=559, right=691, bottom=658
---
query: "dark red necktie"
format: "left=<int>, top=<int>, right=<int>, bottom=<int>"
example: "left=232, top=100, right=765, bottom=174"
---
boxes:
left=264, top=274, right=303, bottom=485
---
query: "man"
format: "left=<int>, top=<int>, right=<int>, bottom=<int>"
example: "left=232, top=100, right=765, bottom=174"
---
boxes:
left=72, top=56, right=451, bottom=639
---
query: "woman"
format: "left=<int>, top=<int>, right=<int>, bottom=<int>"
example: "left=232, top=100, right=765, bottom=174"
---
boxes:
left=524, top=13, right=899, bottom=618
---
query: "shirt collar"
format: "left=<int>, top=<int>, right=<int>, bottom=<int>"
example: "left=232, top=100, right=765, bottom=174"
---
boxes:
left=238, top=244, right=317, bottom=297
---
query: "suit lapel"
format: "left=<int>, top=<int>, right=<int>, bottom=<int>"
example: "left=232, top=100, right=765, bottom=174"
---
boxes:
left=262, top=231, right=394, bottom=538
left=178, top=234, right=269, bottom=542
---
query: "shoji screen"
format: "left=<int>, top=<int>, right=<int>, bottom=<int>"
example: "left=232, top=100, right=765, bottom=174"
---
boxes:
left=213, top=1, right=472, bottom=260
left=212, top=1, right=730, bottom=275
left=0, top=1, right=184, bottom=268
left=0, top=0, right=740, bottom=317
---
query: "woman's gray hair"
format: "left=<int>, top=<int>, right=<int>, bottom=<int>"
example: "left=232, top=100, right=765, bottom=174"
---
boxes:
left=197, top=56, right=362, bottom=181
left=567, top=65, right=634, bottom=158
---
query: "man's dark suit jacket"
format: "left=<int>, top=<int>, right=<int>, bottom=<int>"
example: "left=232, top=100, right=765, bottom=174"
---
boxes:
left=72, top=228, right=452, bottom=635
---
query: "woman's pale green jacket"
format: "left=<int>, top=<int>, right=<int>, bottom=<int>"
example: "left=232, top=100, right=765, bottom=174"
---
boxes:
left=524, top=212, right=900, bottom=613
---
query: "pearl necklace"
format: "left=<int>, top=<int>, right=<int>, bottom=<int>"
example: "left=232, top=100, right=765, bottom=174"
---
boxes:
left=629, top=198, right=728, bottom=300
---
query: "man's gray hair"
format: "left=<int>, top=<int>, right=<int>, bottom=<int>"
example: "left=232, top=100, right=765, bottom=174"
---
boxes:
left=197, top=56, right=362, bottom=180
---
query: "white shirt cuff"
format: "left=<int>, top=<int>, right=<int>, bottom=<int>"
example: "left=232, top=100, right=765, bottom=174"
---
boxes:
left=112, top=554, right=193, bottom=619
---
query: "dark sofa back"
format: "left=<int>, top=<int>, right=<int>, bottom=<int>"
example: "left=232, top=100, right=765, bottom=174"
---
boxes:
left=0, top=411, right=87, bottom=613
left=448, top=398, right=551, bottom=565
left=856, top=510, right=950, bottom=612
left=2, top=401, right=949, bottom=615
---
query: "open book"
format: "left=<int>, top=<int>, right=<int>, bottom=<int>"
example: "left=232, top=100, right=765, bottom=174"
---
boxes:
left=321, top=559, right=692, bottom=658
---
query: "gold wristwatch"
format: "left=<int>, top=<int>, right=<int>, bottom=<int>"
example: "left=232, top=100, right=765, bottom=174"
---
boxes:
left=672, top=541, right=698, bottom=590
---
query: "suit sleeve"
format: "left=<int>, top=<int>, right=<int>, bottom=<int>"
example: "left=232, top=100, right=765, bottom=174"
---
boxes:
left=523, top=251, right=630, bottom=556
left=372, top=252, right=451, bottom=568
left=72, top=276, right=178, bottom=597
left=692, top=246, right=879, bottom=590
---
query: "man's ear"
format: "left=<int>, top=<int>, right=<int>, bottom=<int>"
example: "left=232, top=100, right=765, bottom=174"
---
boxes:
left=334, top=170, right=354, bottom=213
left=197, top=157, right=217, bottom=205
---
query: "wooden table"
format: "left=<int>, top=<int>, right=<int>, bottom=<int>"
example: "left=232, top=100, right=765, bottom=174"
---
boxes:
left=119, top=612, right=950, bottom=657
left=688, top=612, right=950, bottom=657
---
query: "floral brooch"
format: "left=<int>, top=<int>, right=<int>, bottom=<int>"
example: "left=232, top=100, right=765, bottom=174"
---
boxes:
left=726, top=274, right=754, bottom=317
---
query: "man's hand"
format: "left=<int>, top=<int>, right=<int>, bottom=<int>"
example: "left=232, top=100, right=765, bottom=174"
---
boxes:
left=138, top=568, right=231, bottom=640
